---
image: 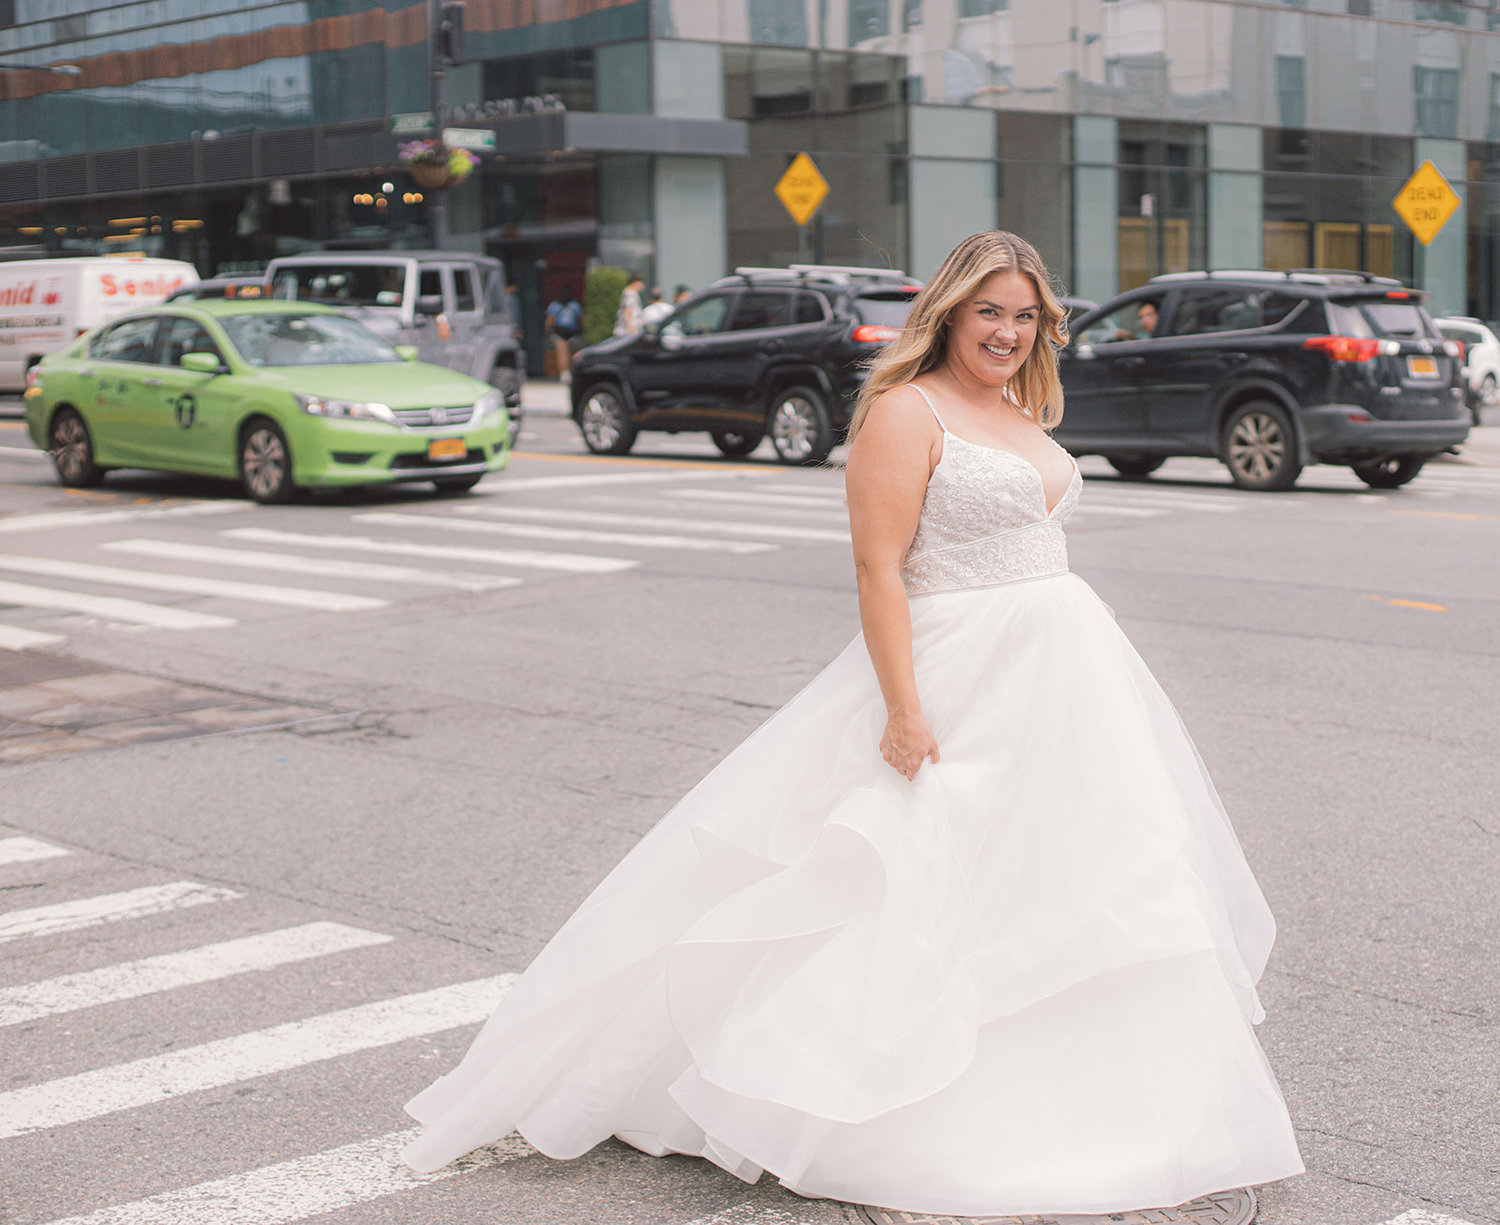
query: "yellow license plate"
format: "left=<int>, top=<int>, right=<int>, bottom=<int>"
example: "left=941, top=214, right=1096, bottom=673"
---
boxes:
left=428, top=438, right=466, bottom=460
left=1406, top=355, right=1438, bottom=377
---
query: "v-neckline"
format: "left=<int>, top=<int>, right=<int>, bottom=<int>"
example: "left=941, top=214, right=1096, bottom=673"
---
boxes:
left=939, top=429, right=1080, bottom=517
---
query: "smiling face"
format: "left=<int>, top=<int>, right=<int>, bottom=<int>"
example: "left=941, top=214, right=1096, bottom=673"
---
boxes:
left=945, top=269, right=1041, bottom=389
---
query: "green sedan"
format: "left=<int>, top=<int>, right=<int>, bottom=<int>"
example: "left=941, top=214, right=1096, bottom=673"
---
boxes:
left=24, top=299, right=510, bottom=502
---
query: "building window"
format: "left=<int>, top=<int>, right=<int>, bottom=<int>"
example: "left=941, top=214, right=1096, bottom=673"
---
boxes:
left=1414, top=0, right=1468, bottom=24
left=848, top=0, right=888, bottom=42
left=1488, top=73, right=1500, bottom=140
left=1276, top=56, right=1307, bottom=130
left=1415, top=66, right=1460, bottom=137
left=959, top=0, right=1009, bottom=14
left=750, top=0, right=809, bottom=46
left=1347, top=0, right=1372, bottom=13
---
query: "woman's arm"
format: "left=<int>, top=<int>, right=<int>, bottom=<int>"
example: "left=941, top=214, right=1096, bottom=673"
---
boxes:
left=844, top=388, right=942, bottom=780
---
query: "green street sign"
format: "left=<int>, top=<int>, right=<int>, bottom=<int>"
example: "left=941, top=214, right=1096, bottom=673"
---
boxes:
left=391, top=112, right=434, bottom=134
left=443, top=127, right=497, bottom=151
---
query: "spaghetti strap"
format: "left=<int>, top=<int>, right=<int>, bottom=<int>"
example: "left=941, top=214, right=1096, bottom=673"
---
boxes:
left=908, top=383, right=948, bottom=433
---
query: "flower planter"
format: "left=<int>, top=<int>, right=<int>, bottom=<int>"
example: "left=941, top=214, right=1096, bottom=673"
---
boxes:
left=408, top=161, right=454, bottom=191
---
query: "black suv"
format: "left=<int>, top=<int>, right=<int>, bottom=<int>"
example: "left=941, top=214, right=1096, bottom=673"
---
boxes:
left=1057, top=270, right=1471, bottom=490
left=569, top=265, right=921, bottom=465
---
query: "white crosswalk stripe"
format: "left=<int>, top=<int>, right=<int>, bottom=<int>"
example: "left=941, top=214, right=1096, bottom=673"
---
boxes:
left=0, top=577, right=236, bottom=630
left=461, top=503, right=850, bottom=543
left=33, top=1130, right=537, bottom=1225
left=0, top=881, right=240, bottom=944
left=0, top=553, right=386, bottom=612
left=0, top=835, right=72, bottom=867
left=0, top=974, right=514, bottom=1139
left=1377, top=1212, right=1482, bottom=1225
left=0, top=921, right=393, bottom=1027
left=100, top=538, right=520, bottom=592
left=0, top=623, right=66, bottom=649
left=321, top=514, right=778, bottom=553
left=660, top=487, right=849, bottom=514
left=0, top=502, right=244, bottom=535
left=232, top=522, right=638, bottom=573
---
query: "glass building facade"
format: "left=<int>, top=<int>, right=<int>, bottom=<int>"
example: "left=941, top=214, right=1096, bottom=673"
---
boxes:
left=3, top=0, right=1500, bottom=369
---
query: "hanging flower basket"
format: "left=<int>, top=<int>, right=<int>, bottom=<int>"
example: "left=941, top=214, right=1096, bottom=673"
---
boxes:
left=397, top=139, right=480, bottom=192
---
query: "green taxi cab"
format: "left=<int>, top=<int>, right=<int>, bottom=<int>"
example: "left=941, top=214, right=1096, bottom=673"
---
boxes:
left=24, top=299, right=510, bottom=502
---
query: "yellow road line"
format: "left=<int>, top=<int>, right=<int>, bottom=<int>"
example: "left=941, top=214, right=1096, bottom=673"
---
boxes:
left=1388, top=508, right=1486, bottom=521
left=1369, top=594, right=1448, bottom=612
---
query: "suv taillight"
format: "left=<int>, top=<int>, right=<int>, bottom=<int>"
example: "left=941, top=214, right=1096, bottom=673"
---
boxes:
left=851, top=324, right=900, bottom=344
left=1303, top=336, right=1386, bottom=362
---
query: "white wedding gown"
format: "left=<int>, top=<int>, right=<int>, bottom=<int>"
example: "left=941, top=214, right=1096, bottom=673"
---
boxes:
left=403, top=390, right=1305, bottom=1216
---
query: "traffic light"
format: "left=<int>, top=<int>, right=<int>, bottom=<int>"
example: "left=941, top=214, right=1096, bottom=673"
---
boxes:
left=439, top=1, right=464, bottom=65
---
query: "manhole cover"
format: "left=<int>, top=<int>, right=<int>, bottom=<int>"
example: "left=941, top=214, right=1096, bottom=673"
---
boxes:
left=856, top=1185, right=1255, bottom=1225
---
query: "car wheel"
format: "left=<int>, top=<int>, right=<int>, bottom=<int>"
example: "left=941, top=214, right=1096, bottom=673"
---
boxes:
left=48, top=408, right=104, bottom=488
left=239, top=419, right=296, bottom=504
left=578, top=384, right=636, bottom=455
left=711, top=428, right=763, bottom=457
left=1105, top=454, right=1165, bottom=480
left=767, top=386, right=834, bottom=466
left=432, top=474, right=484, bottom=494
left=1221, top=401, right=1302, bottom=491
left=1351, top=455, right=1425, bottom=489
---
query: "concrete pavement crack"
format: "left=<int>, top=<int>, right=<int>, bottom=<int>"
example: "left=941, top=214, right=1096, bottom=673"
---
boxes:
left=1269, top=966, right=1487, bottom=1020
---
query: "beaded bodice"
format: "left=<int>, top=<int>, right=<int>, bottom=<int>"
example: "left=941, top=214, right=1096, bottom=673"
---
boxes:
left=901, top=420, right=1082, bottom=599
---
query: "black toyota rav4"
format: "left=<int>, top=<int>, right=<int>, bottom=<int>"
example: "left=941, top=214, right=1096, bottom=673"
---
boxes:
left=569, top=265, right=921, bottom=465
left=1058, top=269, right=1471, bottom=490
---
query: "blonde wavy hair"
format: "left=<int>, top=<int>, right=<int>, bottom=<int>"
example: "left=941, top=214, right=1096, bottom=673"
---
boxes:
left=849, top=230, right=1070, bottom=440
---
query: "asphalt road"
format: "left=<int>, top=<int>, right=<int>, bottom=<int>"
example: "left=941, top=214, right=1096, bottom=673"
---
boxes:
left=1, top=394, right=1497, bottom=1225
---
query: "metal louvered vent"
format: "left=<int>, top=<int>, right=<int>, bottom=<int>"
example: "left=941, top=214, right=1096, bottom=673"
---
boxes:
left=146, top=143, right=195, bottom=188
left=262, top=129, right=316, bottom=177
left=201, top=134, right=255, bottom=183
left=92, top=149, right=141, bottom=195
left=323, top=122, right=387, bottom=172
left=0, top=162, right=40, bottom=204
left=42, top=155, right=88, bottom=198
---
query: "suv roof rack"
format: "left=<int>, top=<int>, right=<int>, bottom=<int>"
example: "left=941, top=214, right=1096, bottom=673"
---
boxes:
left=723, top=264, right=913, bottom=288
left=1149, top=268, right=1406, bottom=288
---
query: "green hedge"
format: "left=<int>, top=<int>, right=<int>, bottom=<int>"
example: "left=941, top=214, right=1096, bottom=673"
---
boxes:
left=584, top=266, right=629, bottom=346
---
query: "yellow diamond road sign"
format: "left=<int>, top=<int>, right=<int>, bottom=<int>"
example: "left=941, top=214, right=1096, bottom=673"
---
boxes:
left=1393, top=160, right=1461, bottom=246
left=774, top=152, right=829, bottom=228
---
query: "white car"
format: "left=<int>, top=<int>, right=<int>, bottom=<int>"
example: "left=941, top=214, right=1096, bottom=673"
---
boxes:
left=1435, top=316, right=1500, bottom=423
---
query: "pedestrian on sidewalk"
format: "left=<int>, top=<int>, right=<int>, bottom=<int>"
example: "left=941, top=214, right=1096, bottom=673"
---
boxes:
left=640, top=286, right=673, bottom=326
left=613, top=274, right=644, bottom=337
left=544, top=288, right=582, bottom=383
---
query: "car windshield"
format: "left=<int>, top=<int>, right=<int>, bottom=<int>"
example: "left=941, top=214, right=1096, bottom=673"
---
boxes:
left=222, top=313, right=402, bottom=366
left=854, top=292, right=918, bottom=327
left=271, top=264, right=407, bottom=308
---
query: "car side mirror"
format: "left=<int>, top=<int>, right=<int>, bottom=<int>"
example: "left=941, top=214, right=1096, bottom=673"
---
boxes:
left=180, top=352, right=226, bottom=375
left=416, top=294, right=444, bottom=316
left=395, top=344, right=419, bottom=362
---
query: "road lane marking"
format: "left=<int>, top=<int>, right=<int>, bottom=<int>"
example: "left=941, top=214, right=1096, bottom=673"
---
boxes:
left=507, top=449, right=772, bottom=473
left=0, top=881, right=240, bottom=944
left=1378, top=1212, right=1483, bottom=1225
left=462, top=505, right=849, bottom=544
left=758, top=483, right=845, bottom=499
left=490, top=467, right=767, bottom=490
left=660, top=487, right=850, bottom=514
left=100, top=539, right=520, bottom=592
left=234, top=522, right=636, bottom=574
left=0, top=836, right=71, bottom=867
left=1370, top=594, right=1449, bottom=612
left=0, top=623, right=67, bottom=649
left=1387, top=509, right=1488, bottom=521
left=0, top=503, right=243, bottom=534
left=0, top=973, right=515, bottom=1138
left=1067, top=505, right=1167, bottom=520
left=333, top=514, right=776, bottom=554
left=0, top=580, right=235, bottom=630
left=0, top=554, right=386, bottom=612
left=0, top=445, right=47, bottom=459
left=0, top=921, right=393, bottom=1027
left=34, top=1128, right=536, bottom=1225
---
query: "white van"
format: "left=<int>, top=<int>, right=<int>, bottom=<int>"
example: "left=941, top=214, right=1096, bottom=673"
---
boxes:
left=0, top=256, right=199, bottom=392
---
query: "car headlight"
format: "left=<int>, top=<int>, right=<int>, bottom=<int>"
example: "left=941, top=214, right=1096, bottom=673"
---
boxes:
left=295, top=394, right=397, bottom=423
left=474, top=389, right=505, bottom=422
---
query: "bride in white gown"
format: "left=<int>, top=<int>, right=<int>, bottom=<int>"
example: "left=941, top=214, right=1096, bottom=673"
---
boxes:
left=403, top=231, right=1304, bottom=1216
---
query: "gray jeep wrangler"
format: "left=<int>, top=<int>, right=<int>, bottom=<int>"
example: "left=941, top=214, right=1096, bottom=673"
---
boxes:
left=265, top=251, right=524, bottom=444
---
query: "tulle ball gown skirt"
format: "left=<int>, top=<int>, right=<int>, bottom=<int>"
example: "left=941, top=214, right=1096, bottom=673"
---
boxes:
left=403, top=572, right=1304, bottom=1216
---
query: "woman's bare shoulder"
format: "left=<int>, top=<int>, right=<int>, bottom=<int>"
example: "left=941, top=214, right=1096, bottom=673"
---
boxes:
left=860, top=383, right=940, bottom=441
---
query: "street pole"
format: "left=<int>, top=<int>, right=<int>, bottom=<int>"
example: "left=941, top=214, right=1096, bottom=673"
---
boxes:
left=428, top=0, right=448, bottom=250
